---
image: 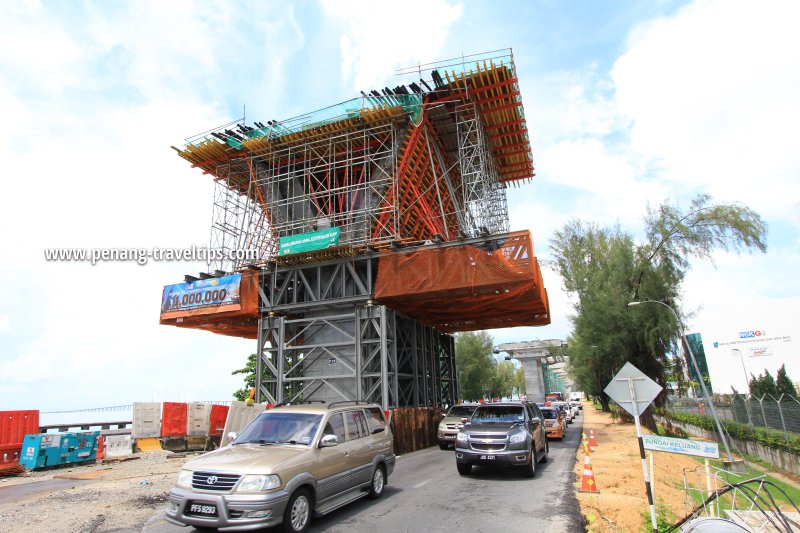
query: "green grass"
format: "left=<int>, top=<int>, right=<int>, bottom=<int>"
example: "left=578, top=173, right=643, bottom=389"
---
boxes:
left=640, top=501, right=676, bottom=533
left=687, top=456, right=800, bottom=511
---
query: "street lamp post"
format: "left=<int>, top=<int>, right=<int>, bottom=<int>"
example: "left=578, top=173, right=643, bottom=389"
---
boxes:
left=628, top=300, right=738, bottom=466
left=731, top=348, right=749, bottom=391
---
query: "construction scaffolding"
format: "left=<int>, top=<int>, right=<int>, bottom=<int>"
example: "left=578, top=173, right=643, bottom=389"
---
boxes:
left=175, top=49, right=532, bottom=273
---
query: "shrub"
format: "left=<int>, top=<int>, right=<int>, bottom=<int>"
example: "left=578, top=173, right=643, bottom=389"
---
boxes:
left=657, top=409, right=800, bottom=455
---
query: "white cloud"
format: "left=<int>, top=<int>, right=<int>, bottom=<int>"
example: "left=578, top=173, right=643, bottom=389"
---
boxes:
left=0, top=4, right=284, bottom=411
left=521, top=67, right=621, bottom=143
left=612, top=0, right=800, bottom=218
left=319, top=0, right=463, bottom=91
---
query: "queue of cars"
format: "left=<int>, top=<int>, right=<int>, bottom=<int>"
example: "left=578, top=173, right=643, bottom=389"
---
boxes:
left=438, top=394, right=582, bottom=478
left=165, top=395, right=583, bottom=531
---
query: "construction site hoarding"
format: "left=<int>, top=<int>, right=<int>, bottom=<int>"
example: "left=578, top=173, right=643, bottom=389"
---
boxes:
left=186, top=402, right=212, bottom=436
left=208, top=404, right=230, bottom=437
left=161, top=402, right=188, bottom=437
left=222, top=401, right=262, bottom=438
left=0, top=410, right=39, bottom=469
left=132, top=402, right=161, bottom=439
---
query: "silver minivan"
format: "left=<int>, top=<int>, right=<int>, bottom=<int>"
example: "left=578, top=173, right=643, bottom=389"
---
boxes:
left=165, top=402, right=395, bottom=532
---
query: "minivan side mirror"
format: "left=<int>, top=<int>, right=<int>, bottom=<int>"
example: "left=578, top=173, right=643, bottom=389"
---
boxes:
left=227, top=431, right=237, bottom=443
left=530, top=417, right=541, bottom=425
left=320, top=434, right=339, bottom=447
left=460, top=417, right=469, bottom=424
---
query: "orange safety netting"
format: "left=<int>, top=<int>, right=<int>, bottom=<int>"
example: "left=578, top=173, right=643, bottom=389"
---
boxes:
left=374, top=231, right=550, bottom=333
left=159, top=270, right=260, bottom=339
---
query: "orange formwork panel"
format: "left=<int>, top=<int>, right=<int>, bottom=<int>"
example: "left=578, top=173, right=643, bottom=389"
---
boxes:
left=374, top=231, right=550, bottom=332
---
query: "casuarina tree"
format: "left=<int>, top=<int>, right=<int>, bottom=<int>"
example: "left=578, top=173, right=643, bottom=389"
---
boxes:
left=552, top=194, right=766, bottom=430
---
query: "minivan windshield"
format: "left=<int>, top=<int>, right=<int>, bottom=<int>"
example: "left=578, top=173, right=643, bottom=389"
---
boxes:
left=471, top=406, right=524, bottom=423
left=234, top=412, right=322, bottom=446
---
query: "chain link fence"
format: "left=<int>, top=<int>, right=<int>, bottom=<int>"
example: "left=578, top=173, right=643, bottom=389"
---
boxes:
left=667, top=393, right=800, bottom=440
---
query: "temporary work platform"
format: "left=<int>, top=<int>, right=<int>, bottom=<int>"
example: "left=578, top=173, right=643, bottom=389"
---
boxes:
left=166, top=49, right=550, bottom=409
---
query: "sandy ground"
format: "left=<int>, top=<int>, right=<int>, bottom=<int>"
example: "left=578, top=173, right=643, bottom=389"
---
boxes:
left=0, top=451, right=189, bottom=533
left=573, top=407, right=706, bottom=532
left=573, top=406, right=800, bottom=532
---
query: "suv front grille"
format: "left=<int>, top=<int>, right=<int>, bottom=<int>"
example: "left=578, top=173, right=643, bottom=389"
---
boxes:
left=469, top=433, right=506, bottom=440
left=192, top=471, right=241, bottom=491
left=471, top=442, right=506, bottom=452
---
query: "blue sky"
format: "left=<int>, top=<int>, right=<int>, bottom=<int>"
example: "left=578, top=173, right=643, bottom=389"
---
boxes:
left=1, top=0, right=798, bottom=415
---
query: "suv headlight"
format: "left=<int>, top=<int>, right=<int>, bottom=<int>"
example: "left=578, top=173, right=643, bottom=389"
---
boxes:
left=509, top=433, right=527, bottom=444
left=456, top=432, right=468, bottom=442
left=176, top=469, right=193, bottom=488
left=236, top=474, right=281, bottom=492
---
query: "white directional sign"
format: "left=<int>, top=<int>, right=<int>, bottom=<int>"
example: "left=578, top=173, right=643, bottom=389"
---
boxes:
left=642, top=434, right=720, bottom=459
left=603, top=362, right=663, bottom=417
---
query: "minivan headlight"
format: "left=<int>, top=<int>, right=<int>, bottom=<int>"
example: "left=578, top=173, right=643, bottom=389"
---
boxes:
left=456, top=432, right=468, bottom=442
left=176, top=469, right=193, bottom=488
left=236, top=474, right=281, bottom=492
left=509, top=433, right=527, bottom=444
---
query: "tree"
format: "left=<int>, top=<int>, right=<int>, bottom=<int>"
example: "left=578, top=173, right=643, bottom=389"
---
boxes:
left=490, top=360, right=516, bottom=399
left=552, top=194, right=766, bottom=430
left=750, top=369, right=779, bottom=398
left=231, top=353, right=268, bottom=401
left=513, top=367, right=527, bottom=397
left=455, top=331, right=495, bottom=401
left=776, top=364, right=796, bottom=398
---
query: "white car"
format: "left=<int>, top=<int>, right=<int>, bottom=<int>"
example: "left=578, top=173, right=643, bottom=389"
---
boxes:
left=570, top=393, right=583, bottom=410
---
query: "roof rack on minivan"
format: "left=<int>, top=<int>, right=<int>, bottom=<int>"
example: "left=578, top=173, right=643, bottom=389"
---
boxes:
left=275, top=400, right=327, bottom=407
left=328, top=401, right=371, bottom=409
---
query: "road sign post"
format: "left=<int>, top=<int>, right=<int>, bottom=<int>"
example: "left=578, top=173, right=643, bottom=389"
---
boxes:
left=604, top=362, right=663, bottom=533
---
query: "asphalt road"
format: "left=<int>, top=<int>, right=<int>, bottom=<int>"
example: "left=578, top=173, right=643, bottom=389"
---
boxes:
left=144, top=414, right=585, bottom=533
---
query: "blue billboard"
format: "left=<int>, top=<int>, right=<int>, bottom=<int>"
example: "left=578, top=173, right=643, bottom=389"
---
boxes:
left=161, top=273, right=242, bottom=315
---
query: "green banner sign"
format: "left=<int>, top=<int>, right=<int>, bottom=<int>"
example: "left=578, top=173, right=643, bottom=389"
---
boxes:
left=279, top=227, right=340, bottom=256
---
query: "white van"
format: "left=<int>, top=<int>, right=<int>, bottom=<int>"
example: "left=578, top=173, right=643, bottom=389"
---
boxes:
left=570, top=392, right=583, bottom=409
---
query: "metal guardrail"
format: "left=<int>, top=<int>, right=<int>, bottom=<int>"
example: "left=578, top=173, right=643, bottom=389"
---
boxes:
left=39, top=421, right=132, bottom=435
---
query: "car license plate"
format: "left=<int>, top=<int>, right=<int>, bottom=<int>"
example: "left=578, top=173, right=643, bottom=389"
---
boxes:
left=480, top=454, right=496, bottom=460
left=187, top=502, right=218, bottom=516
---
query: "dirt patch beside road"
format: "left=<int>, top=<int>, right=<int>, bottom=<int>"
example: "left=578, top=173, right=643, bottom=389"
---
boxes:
left=574, top=406, right=705, bottom=532
left=0, top=451, right=187, bottom=533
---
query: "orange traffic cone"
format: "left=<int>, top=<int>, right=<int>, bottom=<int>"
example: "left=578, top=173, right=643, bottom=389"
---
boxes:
left=582, top=433, right=591, bottom=454
left=589, top=429, right=598, bottom=448
left=580, top=453, right=599, bottom=493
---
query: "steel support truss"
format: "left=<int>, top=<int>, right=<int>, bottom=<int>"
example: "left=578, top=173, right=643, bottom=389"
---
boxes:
left=254, top=254, right=457, bottom=409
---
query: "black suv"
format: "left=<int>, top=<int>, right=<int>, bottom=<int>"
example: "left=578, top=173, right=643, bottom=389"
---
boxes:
left=454, top=401, right=548, bottom=477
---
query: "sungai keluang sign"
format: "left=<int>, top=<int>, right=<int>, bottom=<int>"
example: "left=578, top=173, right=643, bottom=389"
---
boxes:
left=642, top=434, right=720, bottom=459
